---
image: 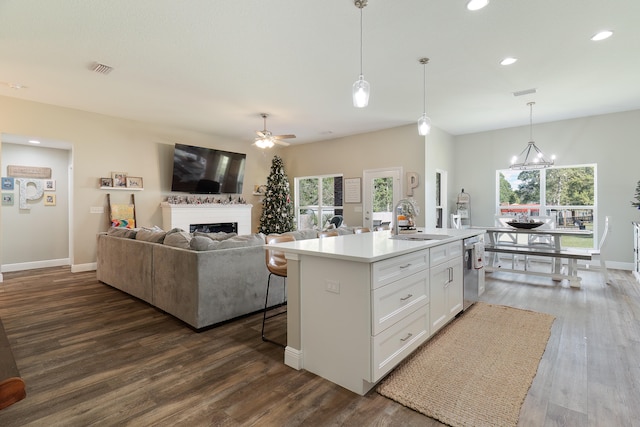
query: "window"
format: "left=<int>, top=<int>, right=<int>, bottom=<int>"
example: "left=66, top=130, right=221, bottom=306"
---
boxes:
left=295, top=175, right=343, bottom=230
left=497, top=164, right=596, bottom=248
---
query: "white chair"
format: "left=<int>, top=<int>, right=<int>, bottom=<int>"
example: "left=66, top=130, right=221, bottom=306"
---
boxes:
left=580, top=216, right=612, bottom=284
left=450, top=214, right=462, bottom=229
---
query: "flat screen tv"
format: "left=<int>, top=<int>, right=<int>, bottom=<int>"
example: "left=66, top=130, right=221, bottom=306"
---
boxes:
left=170, top=143, right=246, bottom=194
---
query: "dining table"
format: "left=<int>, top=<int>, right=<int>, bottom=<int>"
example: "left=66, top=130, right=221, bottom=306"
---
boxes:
left=475, top=225, right=593, bottom=286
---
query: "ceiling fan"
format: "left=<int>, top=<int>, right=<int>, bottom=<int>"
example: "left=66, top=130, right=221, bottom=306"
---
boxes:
left=253, top=113, right=296, bottom=148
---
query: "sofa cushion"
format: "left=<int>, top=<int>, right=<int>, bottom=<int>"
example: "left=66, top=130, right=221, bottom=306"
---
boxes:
left=163, top=231, right=193, bottom=249
left=189, top=235, right=219, bottom=251
left=106, top=227, right=137, bottom=239
left=193, top=231, right=237, bottom=241
left=216, top=233, right=265, bottom=249
left=282, top=229, right=319, bottom=240
left=136, top=227, right=167, bottom=243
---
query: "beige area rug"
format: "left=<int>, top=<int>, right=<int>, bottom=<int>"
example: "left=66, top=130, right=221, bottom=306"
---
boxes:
left=377, top=302, right=554, bottom=427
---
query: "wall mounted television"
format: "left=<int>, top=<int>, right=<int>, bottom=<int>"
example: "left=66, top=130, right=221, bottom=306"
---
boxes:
left=170, top=143, right=246, bottom=194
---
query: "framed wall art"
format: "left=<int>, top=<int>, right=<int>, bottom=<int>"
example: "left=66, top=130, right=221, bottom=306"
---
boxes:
left=44, top=179, right=56, bottom=191
left=100, top=177, right=113, bottom=187
left=44, top=193, right=56, bottom=206
left=2, top=177, right=14, bottom=191
left=111, top=172, right=127, bottom=188
left=2, top=193, right=14, bottom=206
left=126, top=176, right=143, bottom=188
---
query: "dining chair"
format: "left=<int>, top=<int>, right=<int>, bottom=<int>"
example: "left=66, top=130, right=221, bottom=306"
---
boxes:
left=318, top=230, right=339, bottom=238
left=579, top=215, right=612, bottom=284
left=262, top=233, right=295, bottom=347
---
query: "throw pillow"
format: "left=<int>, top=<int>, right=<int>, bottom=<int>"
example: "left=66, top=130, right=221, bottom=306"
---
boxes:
left=107, top=227, right=137, bottom=239
left=136, top=228, right=167, bottom=243
left=163, top=231, right=192, bottom=249
left=189, top=235, right=221, bottom=251
left=193, top=231, right=237, bottom=241
left=216, top=233, right=266, bottom=249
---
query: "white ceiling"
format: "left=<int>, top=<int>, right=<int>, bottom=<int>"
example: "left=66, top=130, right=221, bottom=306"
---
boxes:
left=1, top=0, right=639, bottom=147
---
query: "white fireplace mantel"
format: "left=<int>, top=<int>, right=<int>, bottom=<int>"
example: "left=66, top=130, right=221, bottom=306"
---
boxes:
left=160, top=202, right=253, bottom=235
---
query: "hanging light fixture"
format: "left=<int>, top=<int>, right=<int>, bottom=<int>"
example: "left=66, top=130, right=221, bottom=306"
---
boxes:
left=417, top=57, right=431, bottom=136
left=510, top=102, right=555, bottom=170
left=352, top=0, right=370, bottom=108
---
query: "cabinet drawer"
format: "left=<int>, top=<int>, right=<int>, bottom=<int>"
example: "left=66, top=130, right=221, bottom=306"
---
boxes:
left=371, top=271, right=429, bottom=335
left=371, top=306, right=429, bottom=382
left=430, top=241, right=463, bottom=266
left=372, top=249, right=429, bottom=289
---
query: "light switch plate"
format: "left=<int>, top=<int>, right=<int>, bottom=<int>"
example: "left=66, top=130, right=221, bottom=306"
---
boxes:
left=90, top=206, right=104, bottom=214
left=325, top=280, right=340, bottom=294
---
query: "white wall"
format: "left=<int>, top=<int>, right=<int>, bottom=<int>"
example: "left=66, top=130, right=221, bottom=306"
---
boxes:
left=453, top=109, right=640, bottom=267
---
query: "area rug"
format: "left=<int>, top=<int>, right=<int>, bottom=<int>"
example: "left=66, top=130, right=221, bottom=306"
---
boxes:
left=377, top=302, right=554, bottom=427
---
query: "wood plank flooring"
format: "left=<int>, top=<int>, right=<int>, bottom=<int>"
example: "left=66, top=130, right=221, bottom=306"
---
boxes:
left=0, top=266, right=638, bottom=426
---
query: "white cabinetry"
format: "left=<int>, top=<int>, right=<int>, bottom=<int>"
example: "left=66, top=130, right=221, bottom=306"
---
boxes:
left=634, top=222, right=640, bottom=283
left=429, top=241, right=464, bottom=333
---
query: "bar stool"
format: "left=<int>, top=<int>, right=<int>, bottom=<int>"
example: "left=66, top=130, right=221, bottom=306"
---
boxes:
left=354, top=227, right=370, bottom=233
left=262, top=234, right=295, bottom=347
left=318, top=230, right=339, bottom=238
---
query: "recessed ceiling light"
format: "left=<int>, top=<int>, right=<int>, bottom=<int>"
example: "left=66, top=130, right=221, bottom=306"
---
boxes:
left=591, top=30, right=613, bottom=41
left=500, top=57, right=518, bottom=66
left=28, top=140, right=41, bottom=144
left=467, top=0, right=489, bottom=11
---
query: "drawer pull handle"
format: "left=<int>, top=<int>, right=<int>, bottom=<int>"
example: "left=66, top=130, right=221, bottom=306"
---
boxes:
left=400, top=294, right=413, bottom=301
left=399, top=263, right=412, bottom=269
left=400, top=333, right=413, bottom=342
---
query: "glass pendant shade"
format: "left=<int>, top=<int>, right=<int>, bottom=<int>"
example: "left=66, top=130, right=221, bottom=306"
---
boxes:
left=353, top=74, right=370, bottom=108
left=418, top=113, right=431, bottom=135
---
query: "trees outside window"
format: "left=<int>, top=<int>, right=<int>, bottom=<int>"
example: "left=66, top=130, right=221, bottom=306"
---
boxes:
left=295, top=175, right=343, bottom=230
left=497, top=164, right=596, bottom=248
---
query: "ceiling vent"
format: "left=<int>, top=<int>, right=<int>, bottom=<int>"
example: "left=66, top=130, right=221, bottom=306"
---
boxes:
left=513, top=88, right=537, bottom=97
left=90, top=62, right=113, bottom=75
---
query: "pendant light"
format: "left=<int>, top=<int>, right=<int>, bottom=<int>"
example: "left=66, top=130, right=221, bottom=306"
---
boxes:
left=417, top=57, right=431, bottom=136
left=352, top=0, right=370, bottom=108
left=510, top=102, right=555, bottom=170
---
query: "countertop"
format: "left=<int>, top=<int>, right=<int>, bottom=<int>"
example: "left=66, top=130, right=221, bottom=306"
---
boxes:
left=267, top=228, right=485, bottom=263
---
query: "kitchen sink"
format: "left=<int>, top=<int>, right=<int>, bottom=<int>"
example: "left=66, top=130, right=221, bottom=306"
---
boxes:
left=390, top=233, right=451, bottom=241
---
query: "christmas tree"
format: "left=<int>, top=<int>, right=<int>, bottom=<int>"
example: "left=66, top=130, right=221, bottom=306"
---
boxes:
left=259, top=155, right=295, bottom=234
left=632, top=180, right=640, bottom=209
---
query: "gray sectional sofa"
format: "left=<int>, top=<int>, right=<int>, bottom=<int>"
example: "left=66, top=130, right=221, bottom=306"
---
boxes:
left=96, top=226, right=356, bottom=330
left=96, top=227, right=277, bottom=330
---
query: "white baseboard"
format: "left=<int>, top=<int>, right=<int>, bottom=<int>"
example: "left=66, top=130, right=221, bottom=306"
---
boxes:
left=1, top=258, right=70, bottom=273
left=284, top=346, right=303, bottom=370
left=71, top=263, right=97, bottom=273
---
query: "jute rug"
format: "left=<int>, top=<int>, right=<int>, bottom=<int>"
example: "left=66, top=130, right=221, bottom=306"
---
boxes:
left=377, top=302, right=554, bottom=427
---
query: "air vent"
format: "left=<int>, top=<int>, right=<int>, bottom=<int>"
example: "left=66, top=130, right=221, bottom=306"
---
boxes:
left=90, top=62, right=113, bottom=75
left=513, top=88, right=537, bottom=97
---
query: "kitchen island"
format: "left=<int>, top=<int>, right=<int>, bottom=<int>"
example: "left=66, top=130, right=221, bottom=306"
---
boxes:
left=268, top=228, right=484, bottom=395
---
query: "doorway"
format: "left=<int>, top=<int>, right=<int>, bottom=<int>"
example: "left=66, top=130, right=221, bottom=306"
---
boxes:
left=363, top=167, right=402, bottom=230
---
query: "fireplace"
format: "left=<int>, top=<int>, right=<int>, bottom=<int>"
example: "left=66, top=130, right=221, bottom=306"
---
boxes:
left=160, top=202, right=252, bottom=235
left=190, top=222, right=237, bottom=234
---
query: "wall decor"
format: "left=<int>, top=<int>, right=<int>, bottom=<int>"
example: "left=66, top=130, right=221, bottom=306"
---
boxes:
left=2, top=193, right=14, bottom=206
left=16, top=178, right=44, bottom=209
left=2, top=177, right=14, bottom=190
left=7, top=165, right=52, bottom=179
left=100, top=177, right=113, bottom=187
left=126, top=176, right=143, bottom=188
left=44, top=179, right=56, bottom=191
left=344, top=177, right=362, bottom=203
left=111, top=172, right=127, bottom=188
left=44, top=193, right=56, bottom=206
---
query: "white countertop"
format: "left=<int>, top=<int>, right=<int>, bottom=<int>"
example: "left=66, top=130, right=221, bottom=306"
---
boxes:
left=268, top=228, right=485, bottom=263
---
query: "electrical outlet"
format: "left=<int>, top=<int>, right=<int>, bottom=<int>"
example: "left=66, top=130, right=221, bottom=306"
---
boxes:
left=90, top=206, right=104, bottom=214
left=325, top=279, right=340, bottom=294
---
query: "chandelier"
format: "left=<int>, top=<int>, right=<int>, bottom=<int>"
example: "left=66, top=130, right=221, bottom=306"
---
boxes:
left=510, top=102, right=555, bottom=170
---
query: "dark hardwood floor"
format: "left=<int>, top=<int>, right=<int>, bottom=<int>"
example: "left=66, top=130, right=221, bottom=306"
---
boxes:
left=0, top=265, right=638, bottom=426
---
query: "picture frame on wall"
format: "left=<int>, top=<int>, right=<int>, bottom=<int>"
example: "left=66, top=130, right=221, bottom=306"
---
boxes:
left=2, top=177, right=14, bottom=191
left=44, top=179, right=56, bottom=191
left=2, top=193, right=14, bottom=206
left=111, top=172, right=127, bottom=187
left=100, top=177, right=113, bottom=187
left=44, top=193, right=56, bottom=206
left=126, top=176, right=143, bottom=188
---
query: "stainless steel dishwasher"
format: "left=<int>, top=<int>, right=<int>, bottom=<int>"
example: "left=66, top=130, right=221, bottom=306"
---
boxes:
left=463, top=235, right=484, bottom=310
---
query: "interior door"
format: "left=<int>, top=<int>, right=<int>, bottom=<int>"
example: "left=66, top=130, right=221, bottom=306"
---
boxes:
left=363, top=168, right=402, bottom=230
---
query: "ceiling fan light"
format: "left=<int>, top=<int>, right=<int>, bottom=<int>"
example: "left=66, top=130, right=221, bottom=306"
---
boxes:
left=467, top=0, right=489, bottom=11
left=418, top=113, right=431, bottom=136
left=353, top=75, right=370, bottom=108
